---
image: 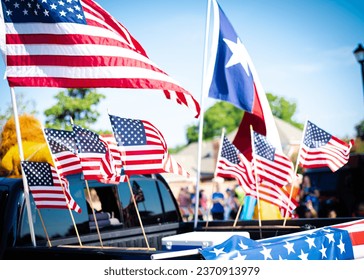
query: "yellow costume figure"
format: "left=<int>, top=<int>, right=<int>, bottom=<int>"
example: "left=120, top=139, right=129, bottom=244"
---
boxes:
left=0, top=114, right=53, bottom=177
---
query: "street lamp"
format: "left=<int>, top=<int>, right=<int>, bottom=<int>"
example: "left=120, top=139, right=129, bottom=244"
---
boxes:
left=353, top=43, right=364, bottom=98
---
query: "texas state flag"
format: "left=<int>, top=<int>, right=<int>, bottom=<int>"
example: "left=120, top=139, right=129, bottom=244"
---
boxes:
left=207, top=0, right=281, bottom=160
left=208, top=1, right=254, bottom=112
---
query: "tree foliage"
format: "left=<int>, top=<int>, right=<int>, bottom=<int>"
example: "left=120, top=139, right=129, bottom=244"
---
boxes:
left=355, top=119, right=364, bottom=140
left=266, top=93, right=303, bottom=130
left=44, top=88, right=106, bottom=131
left=186, top=102, right=243, bottom=144
left=185, top=93, right=303, bottom=144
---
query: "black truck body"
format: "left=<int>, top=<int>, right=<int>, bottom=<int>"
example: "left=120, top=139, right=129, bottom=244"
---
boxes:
left=0, top=173, right=360, bottom=260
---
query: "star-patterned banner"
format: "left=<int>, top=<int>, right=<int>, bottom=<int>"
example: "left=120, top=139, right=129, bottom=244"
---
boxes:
left=200, top=227, right=354, bottom=260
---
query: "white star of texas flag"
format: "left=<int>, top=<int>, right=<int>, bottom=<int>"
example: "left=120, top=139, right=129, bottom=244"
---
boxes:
left=223, top=37, right=251, bottom=77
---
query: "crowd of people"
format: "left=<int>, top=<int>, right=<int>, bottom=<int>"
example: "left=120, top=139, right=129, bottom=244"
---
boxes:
left=177, top=175, right=364, bottom=221
left=177, top=184, right=245, bottom=222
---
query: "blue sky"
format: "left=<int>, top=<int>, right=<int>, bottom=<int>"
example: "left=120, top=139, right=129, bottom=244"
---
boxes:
left=0, top=0, right=363, bottom=148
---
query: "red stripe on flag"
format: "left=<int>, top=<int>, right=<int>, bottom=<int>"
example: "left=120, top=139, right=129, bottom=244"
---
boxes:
left=350, top=231, right=364, bottom=246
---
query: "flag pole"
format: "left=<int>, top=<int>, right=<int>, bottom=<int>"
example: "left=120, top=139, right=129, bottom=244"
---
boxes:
left=250, top=125, right=262, bottom=238
left=194, top=0, right=213, bottom=229
left=10, top=87, right=36, bottom=246
left=205, top=127, right=226, bottom=228
left=283, top=119, right=308, bottom=226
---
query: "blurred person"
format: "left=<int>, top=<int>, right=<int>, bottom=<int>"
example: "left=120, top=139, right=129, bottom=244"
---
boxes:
left=211, top=185, right=225, bottom=220
left=224, top=188, right=239, bottom=220
left=177, top=186, right=192, bottom=221
left=299, top=175, right=320, bottom=214
left=191, top=188, right=208, bottom=221
left=304, top=199, right=318, bottom=218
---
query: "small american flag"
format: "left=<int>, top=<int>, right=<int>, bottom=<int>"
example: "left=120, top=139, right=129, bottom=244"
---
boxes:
left=100, top=134, right=124, bottom=178
left=298, top=120, right=354, bottom=172
left=109, top=114, right=189, bottom=178
left=72, top=124, right=122, bottom=183
left=252, top=131, right=294, bottom=187
left=215, top=136, right=297, bottom=215
left=21, top=161, right=81, bottom=213
left=0, top=0, right=200, bottom=118
left=43, top=128, right=82, bottom=176
left=215, top=136, right=255, bottom=195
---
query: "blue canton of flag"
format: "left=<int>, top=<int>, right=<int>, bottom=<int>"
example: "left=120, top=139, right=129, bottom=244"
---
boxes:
left=208, top=0, right=254, bottom=112
left=73, top=125, right=106, bottom=155
left=111, top=118, right=148, bottom=147
left=1, top=0, right=86, bottom=24
left=44, top=128, right=78, bottom=154
left=43, top=128, right=82, bottom=176
left=254, top=131, right=275, bottom=161
left=303, top=120, right=332, bottom=148
left=200, top=227, right=354, bottom=260
left=221, top=136, right=240, bottom=165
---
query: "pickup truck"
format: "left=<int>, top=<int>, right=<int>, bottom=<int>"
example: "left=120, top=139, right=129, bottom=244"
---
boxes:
left=0, top=173, right=197, bottom=259
left=0, top=173, right=359, bottom=260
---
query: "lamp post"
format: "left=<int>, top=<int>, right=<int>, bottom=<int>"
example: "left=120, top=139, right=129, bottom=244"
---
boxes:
left=353, top=43, right=364, bottom=99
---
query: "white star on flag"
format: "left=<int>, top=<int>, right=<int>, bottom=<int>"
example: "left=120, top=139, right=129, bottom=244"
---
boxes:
left=223, top=37, right=251, bottom=76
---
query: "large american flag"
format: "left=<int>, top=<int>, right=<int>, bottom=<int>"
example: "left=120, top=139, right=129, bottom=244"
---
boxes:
left=215, top=136, right=297, bottom=215
left=252, top=131, right=294, bottom=187
left=0, top=0, right=200, bottom=118
left=43, top=128, right=82, bottom=176
left=21, top=161, right=81, bottom=213
left=72, top=124, right=122, bottom=183
left=109, top=114, right=190, bottom=178
left=200, top=226, right=358, bottom=260
left=298, top=120, right=354, bottom=172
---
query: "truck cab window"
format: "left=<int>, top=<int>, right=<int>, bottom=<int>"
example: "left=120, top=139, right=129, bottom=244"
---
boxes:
left=118, top=177, right=163, bottom=228
left=85, top=186, right=123, bottom=231
left=18, top=184, right=90, bottom=244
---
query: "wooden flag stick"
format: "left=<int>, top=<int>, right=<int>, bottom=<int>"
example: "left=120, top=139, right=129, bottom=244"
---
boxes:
left=84, top=180, right=104, bottom=247
left=37, top=209, right=52, bottom=247
left=60, top=178, right=83, bottom=246
left=233, top=202, right=243, bottom=227
left=125, top=175, right=151, bottom=250
left=250, top=125, right=262, bottom=238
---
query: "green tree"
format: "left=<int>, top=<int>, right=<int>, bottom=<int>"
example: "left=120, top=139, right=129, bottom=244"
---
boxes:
left=355, top=119, right=364, bottom=140
left=44, top=88, right=106, bottom=131
left=186, top=101, right=243, bottom=144
left=266, top=93, right=303, bottom=130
